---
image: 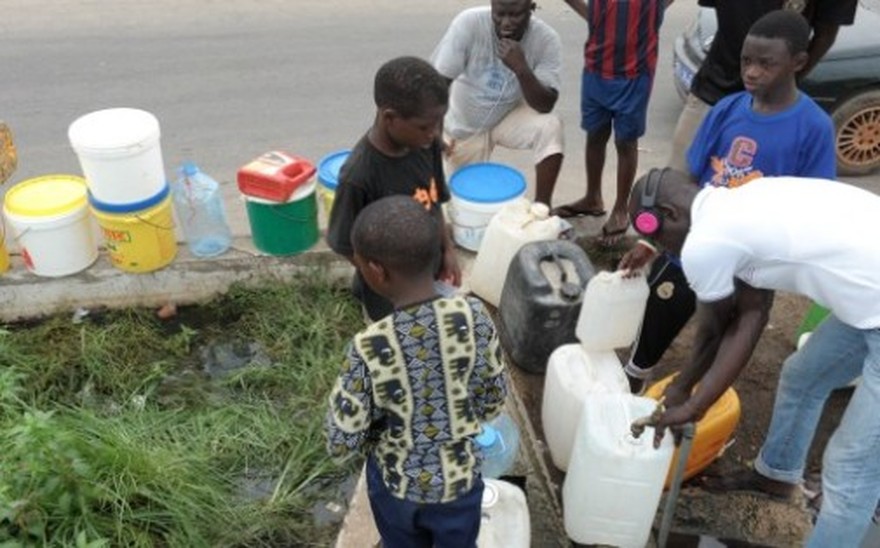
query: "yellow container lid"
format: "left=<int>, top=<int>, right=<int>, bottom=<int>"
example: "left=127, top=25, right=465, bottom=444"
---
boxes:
left=4, top=175, right=88, bottom=217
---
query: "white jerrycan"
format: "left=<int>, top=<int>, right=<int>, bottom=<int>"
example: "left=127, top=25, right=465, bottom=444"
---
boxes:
left=576, top=270, right=649, bottom=351
left=476, top=478, right=530, bottom=548
left=563, top=393, right=674, bottom=548
left=468, top=198, right=562, bottom=308
left=542, top=344, right=629, bottom=471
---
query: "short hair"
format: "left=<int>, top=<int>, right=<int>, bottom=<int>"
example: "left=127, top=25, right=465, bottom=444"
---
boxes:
left=747, top=9, right=811, bottom=55
left=373, top=56, right=449, bottom=118
left=351, top=195, right=441, bottom=277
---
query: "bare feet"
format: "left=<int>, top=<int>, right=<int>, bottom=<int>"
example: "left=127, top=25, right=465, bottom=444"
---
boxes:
left=599, top=210, right=629, bottom=247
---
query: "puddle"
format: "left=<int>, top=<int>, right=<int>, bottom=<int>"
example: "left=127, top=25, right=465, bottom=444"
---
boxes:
left=199, top=340, right=271, bottom=379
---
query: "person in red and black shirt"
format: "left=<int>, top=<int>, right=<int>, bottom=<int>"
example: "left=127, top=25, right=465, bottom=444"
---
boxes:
left=555, top=0, right=673, bottom=246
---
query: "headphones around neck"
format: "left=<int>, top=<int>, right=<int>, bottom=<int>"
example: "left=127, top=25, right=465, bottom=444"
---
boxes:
left=632, top=167, right=669, bottom=237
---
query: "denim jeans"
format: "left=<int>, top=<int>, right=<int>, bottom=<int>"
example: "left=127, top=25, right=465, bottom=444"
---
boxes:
left=754, top=314, right=880, bottom=547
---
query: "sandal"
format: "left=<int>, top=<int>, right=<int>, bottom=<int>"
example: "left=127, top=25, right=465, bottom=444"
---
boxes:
left=701, top=469, right=797, bottom=501
left=551, top=202, right=606, bottom=218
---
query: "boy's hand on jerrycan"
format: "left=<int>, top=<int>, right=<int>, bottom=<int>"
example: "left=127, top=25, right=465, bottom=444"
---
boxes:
left=618, top=241, right=657, bottom=277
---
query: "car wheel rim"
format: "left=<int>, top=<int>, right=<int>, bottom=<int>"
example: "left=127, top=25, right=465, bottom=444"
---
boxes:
left=837, top=105, right=880, bottom=169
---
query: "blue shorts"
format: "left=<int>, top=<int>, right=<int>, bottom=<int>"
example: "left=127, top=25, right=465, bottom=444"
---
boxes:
left=580, top=71, right=653, bottom=141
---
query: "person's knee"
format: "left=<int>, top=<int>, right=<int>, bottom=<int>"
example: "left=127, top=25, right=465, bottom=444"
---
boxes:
left=532, top=113, right=564, bottom=163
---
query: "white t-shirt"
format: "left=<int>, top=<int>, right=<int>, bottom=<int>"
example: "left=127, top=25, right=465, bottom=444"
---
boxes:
left=431, top=7, right=562, bottom=139
left=682, top=177, right=880, bottom=329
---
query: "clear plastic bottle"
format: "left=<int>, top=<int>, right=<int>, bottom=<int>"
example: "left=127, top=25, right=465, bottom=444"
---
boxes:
left=475, top=413, right=520, bottom=478
left=172, top=162, right=232, bottom=258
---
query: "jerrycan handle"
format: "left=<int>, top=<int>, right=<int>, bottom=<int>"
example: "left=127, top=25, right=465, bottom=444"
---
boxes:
left=280, top=156, right=317, bottom=186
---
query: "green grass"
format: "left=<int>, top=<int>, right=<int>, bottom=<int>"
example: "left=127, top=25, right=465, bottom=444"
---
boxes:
left=0, top=272, right=362, bottom=547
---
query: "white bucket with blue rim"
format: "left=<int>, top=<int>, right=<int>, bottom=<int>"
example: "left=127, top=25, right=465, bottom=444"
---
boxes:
left=448, top=162, right=527, bottom=251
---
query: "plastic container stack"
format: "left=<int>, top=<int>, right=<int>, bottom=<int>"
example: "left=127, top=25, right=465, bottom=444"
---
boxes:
left=237, top=151, right=319, bottom=256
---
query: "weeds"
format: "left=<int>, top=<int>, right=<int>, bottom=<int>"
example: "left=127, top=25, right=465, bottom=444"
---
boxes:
left=0, top=273, right=361, bottom=547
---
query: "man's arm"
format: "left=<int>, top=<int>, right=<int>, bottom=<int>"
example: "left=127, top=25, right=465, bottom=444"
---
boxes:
left=562, top=0, right=588, bottom=21
left=655, top=282, right=774, bottom=443
left=498, top=39, right=559, bottom=113
left=801, top=22, right=839, bottom=78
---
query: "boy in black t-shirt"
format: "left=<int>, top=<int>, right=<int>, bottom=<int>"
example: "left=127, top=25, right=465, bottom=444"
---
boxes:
left=326, top=56, right=460, bottom=321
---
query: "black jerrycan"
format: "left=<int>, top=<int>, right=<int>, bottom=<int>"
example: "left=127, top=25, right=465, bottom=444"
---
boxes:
left=498, top=240, right=595, bottom=373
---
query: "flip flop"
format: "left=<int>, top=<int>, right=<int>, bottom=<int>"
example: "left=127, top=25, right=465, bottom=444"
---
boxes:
left=598, top=225, right=628, bottom=247
left=700, top=469, right=796, bottom=502
left=551, top=203, right=606, bottom=218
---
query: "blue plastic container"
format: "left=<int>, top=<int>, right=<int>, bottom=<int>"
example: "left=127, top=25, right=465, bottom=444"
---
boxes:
left=317, top=149, right=351, bottom=218
left=448, top=162, right=527, bottom=251
left=476, top=413, right=520, bottom=478
left=172, top=162, right=232, bottom=258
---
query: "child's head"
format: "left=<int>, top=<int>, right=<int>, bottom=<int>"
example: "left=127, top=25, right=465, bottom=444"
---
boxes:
left=351, top=195, right=440, bottom=298
left=374, top=56, right=448, bottom=150
left=741, top=10, right=810, bottom=100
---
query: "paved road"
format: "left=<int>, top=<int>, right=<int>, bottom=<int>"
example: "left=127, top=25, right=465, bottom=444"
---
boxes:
left=3, top=0, right=876, bottom=240
left=1, top=0, right=701, bottom=236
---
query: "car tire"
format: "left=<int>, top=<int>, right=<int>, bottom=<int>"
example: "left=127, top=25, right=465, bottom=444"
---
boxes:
left=831, top=89, right=880, bottom=176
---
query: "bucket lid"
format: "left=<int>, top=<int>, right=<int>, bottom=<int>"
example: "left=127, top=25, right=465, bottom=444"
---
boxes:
left=317, top=149, right=351, bottom=190
left=89, top=183, right=170, bottom=213
left=68, top=108, right=160, bottom=152
left=450, top=162, right=526, bottom=203
left=4, top=175, right=87, bottom=217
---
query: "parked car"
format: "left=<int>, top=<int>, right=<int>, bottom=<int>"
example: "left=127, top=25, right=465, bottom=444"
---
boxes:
left=672, top=1, right=880, bottom=176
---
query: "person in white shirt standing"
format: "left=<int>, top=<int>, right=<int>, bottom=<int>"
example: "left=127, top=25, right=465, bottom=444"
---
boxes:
left=623, top=169, right=880, bottom=548
left=431, top=0, right=564, bottom=206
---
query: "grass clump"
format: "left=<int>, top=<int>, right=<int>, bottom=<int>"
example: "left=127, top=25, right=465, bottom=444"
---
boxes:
left=0, top=272, right=362, bottom=547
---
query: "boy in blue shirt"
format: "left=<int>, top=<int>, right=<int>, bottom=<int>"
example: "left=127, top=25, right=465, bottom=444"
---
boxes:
left=325, top=196, right=507, bottom=548
left=621, top=10, right=835, bottom=392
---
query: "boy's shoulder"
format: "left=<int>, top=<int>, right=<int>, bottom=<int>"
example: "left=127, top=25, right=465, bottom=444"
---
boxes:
left=351, top=296, right=489, bottom=342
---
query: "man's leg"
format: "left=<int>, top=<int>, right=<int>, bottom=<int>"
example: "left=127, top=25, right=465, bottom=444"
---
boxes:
left=442, top=131, right=492, bottom=179
left=808, top=327, right=880, bottom=547
left=489, top=103, right=564, bottom=206
left=601, top=74, right=652, bottom=243
left=667, top=92, right=712, bottom=173
left=755, top=316, right=867, bottom=486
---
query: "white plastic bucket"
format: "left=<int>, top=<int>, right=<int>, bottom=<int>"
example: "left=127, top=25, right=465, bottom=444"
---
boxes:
left=3, top=175, right=98, bottom=277
left=563, top=393, right=674, bottom=547
left=476, top=479, right=530, bottom=548
left=448, top=162, right=527, bottom=251
left=542, top=344, right=629, bottom=471
left=468, top=198, right=561, bottom=306
left=576, top=270, right=650, bottom=351
left=68, top=108, right=165, bottom=206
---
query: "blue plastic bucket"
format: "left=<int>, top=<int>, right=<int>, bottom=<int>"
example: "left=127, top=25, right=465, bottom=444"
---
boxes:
left=317, top=149, right=351, bottom=220
left=448, top=162, right=527, bottom=251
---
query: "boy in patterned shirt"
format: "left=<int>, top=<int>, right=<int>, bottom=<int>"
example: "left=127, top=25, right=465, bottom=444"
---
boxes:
left=325, top=195, right=508, bottom=547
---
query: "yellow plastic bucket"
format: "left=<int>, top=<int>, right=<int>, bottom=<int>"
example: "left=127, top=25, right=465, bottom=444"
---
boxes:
left=90, top=185, right=177, bottom=273
left=0, top=222, right=9, bottom=274
left=3, top=175, right=98, bottom=277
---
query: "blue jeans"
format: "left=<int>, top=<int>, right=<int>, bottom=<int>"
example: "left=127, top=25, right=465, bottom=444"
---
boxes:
left=365, top=455, right=483, bottom=548
left=754, top=315, right=880, bottom=547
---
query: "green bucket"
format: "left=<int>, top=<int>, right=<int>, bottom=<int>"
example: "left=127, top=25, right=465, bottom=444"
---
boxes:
left=794, top=302, right=831, bottom=343
left=244, top=181, right=318, bottom=255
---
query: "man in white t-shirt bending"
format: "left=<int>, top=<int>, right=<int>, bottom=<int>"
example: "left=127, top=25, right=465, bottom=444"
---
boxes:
left=431, top=0, right=564, bottom=206
left=623, top=169, right=880, bottom=548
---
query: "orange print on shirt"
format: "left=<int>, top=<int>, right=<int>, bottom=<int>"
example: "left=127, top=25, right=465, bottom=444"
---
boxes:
left=412, top=178, right=439, bottom=210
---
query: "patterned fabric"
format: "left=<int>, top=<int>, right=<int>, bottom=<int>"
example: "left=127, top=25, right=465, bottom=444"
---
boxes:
left=583, top=0, right=666, bottom=80
left=325, top=296, right=507, bottom=503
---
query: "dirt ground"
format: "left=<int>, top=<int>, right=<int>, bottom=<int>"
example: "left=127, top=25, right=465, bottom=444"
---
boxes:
left=505, top=235, right=853, bottom=547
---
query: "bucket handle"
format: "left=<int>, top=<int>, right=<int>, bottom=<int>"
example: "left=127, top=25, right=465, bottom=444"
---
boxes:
left=134, top=214, right=175, bottom=231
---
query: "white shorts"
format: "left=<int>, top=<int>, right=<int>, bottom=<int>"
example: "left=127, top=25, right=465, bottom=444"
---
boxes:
left=444, top=102, right=564, bottom=175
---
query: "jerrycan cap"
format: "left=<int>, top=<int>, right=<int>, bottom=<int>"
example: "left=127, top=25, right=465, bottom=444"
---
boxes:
left=482, top=481, right=500, bottom=508
left=476, top=425, right=499, bottom=448
left=179, top=161, right=200, bottom=177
